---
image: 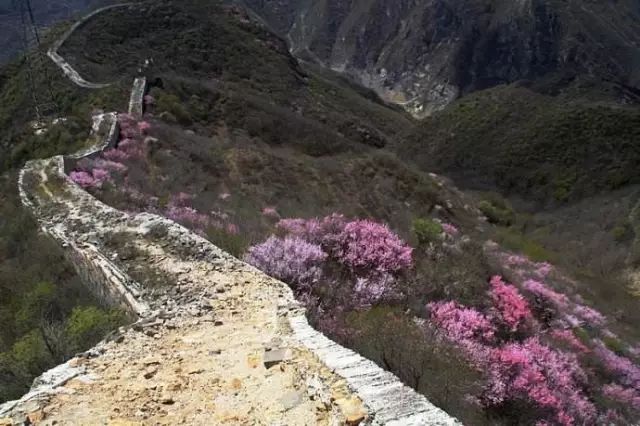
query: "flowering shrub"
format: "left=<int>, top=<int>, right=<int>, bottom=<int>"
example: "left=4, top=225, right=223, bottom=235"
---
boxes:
left=353, top=273, right=398, bottom=307
left=442, top=223, right=459, bottom=237
left=244, top=236, right=327, bottom=291
left=103, top=148, right=129, bottom=163
left=118, top=113, right=140, bottom=139
left=137, top=121, right=151, bottom=134
left=69, top=171, right=97, bottom=188
left=428, top=301, right=496, bottom=348
left=249, top=215, right=413, bottom=308
left=69, top=169, right=111, bottom=189
left=262, top=206, right=279, bottom=219
left=535, top=262, right=553, bottom=279
left=572, top=305, right=606, bottom=328
left=549, top=329, right=589, bottom=353
left=489, top=275, right=533, bottom=332
left=593, top=340, right=640, bottom=390
left=335, top=220, right=413, bottom=275
left=523, top=279, right=569, bottom=311
left=484, top=338, right=596, bottom=425
left=602, top=384, right=640, bottom=411
left=277, top=214, right=347, bottom=251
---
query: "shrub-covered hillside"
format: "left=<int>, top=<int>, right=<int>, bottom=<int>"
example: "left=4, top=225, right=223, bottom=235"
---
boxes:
left=0, top=173, right=126, bottom=403
left=399, top=84, right=640, bottom=204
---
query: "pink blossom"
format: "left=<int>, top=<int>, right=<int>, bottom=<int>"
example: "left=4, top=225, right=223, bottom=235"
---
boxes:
left=442, top=223, right=459, bottom=237
left=506, top=254, right=529, bottom=266
left=94, top=159, right=127, bottom=174
left=353, top=273, right=397, bottom=307
left=602, top=384, right=640, bottom=410
left=69, top=168, right=110, bottom=189
left=262, top=206, right=279, bottom=218
left=69, top=171, right=96, bottom=188
left=92, top=168, right=111, bottom=184
left=549, top=329, right=589, bottom=353
left=335, top=220, right=413, bottom=275
left=143, top=94, right=155, bottom=105
left=428, top=301, right=496, bottom=347
left=103, top=148, right=129, bottom=162
left=485, top=338, right=596, bottom=425
left=523, top=279, right=569, bottom=311
left=276, top=214, right=347, bottom=250
left=226, top=223, right=239, bottom=235
left=489, top=275, right=533, bottom=332
left=572, top=305, right=606, bottom=328
left=535, top=262, right=553, bottom=279
left=165, top=206, right=210, bottom=230
left=245, top=236, right=327, bottom=291
left=137, top=121, right=151, bottom=134
left=593, top=340, right=640, bottom=390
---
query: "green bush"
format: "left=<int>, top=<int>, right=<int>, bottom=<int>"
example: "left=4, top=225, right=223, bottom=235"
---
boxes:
left=495, top=228, right=555, bottom=262
left=478, top=199, right=515, bottom=226
left=602, top=335, right=626, bottom=355
left=155, top=92, right=193, bottom=125
left=611, top=222, right=633, bottom=243
left=65, top=306, right=125, bottom=352
left=412, top=218, right=442, bottom=245
left=572, top=327, right=591, bottom=347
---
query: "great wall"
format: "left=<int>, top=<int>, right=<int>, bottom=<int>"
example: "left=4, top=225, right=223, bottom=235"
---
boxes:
left=0, top=4, right=460, bottom=425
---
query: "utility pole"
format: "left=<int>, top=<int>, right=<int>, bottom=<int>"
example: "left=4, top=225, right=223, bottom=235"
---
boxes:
left=13, top=0, right=58, bottom=122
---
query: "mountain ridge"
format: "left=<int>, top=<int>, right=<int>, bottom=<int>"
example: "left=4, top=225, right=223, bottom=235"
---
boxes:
left=240, top=0, right=640, bottom=117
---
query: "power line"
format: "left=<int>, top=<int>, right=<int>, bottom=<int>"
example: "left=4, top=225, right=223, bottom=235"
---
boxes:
left=13, top=0, right=58, bottom=122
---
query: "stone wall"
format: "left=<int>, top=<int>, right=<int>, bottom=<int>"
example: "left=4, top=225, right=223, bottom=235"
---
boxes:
left=47, top=3, right=135, bottom=88
left=128, top=77, right=147, bottom=117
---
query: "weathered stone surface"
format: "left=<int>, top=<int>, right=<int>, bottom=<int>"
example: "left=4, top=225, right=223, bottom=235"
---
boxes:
left=128, top=77, right=147, bottom=118
left=263, top=348, right=291, bottom=369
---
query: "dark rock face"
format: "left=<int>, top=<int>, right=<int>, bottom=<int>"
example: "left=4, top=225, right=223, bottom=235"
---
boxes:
left=241, top=0, right=640, bottom=117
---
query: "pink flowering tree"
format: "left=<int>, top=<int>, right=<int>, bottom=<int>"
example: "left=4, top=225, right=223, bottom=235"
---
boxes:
left=593, top=340, right=640, bottom=390
left=484, top=338, right=596, bottom=425
left=427, top=301, right=496, bottom=352
left=250, top=215, right=413, bottom=308
left=489, top=275, right=534, bottom=332
left=334, top=220, right=413, bottom=276
left=244, top=236, right=327, bottom=292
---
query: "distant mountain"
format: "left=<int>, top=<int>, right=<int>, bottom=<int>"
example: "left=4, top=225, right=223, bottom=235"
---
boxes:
left=0, top=0, right=109, bottom=64
left=240, top=0, right=640, bottom=117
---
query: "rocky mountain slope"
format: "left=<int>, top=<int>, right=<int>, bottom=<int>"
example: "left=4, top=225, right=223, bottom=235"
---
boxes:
left=240, top=0, right=640, bottom=117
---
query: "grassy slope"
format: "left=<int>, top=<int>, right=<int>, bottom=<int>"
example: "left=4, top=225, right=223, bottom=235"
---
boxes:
left=400, top=84, right=640, bottom=203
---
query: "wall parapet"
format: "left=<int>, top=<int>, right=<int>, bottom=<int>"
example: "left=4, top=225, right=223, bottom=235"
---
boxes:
left=47, top=3, right=135, bottom=88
